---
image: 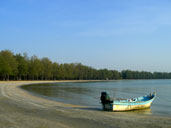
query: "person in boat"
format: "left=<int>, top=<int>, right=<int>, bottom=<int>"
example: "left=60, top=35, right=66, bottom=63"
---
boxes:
left=100, top=92, right=113, bottom=104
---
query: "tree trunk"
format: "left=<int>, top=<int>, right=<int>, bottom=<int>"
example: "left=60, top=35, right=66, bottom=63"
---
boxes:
left=3, top=75, right=5, bottom=81
left=7, top=74, right=9, bottom=81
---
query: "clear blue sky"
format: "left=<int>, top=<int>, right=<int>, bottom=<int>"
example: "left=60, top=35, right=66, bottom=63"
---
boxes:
left=1, top=0, right=171, bottom=72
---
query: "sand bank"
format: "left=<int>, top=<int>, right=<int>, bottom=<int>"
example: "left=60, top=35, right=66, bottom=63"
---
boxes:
left=0, top=81, right=171, bottom=128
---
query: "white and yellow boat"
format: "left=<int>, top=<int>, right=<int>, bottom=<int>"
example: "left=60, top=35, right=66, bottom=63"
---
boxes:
left=100, top=92, right=156, bottom=111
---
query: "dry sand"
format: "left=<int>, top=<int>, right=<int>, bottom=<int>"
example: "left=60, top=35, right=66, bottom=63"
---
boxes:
left=0, top=81, right=171, bottom=128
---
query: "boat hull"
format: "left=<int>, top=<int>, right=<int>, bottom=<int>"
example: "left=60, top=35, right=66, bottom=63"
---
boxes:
left=101, top=92, right=156, bottom=111
left=102, top=102, right=152, bottom=111
left=113, top=102, right=152, bottom=111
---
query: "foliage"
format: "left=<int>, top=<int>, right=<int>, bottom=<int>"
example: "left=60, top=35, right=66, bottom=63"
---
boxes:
left=0, top=50, right=171, bottom=80
left=0, top=50, right=18, bottom=80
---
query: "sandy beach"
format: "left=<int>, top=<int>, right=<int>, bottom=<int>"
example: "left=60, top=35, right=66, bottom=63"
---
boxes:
left=0, top=81, right=171, bottom=128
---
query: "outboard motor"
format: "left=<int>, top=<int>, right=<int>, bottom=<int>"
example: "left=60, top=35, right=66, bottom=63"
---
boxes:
left=100, top=92, right=113, bottom=105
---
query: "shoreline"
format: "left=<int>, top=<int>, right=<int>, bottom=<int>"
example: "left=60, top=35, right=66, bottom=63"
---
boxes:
left=0, top=81, right=171, bottom=128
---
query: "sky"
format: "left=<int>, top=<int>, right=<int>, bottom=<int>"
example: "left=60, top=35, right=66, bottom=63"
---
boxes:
left=1, top=0, right=171, bottom=72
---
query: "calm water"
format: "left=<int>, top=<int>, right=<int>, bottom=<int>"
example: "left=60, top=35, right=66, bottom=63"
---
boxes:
left=22, top=80, right=171, bottom=116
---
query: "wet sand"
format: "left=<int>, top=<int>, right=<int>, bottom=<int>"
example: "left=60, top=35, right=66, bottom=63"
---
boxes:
left=0, top=81, right=171, bottom=128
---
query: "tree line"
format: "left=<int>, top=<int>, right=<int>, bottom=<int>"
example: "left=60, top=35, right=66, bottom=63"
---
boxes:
left=0, top=50, right=171, bottom=81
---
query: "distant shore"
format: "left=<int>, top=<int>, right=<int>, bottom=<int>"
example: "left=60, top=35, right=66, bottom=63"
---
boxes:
left=0, top=81, right=171, bottom=128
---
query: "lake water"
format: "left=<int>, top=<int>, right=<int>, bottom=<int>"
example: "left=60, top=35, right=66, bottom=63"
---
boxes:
left=22, top=80, right=171, bottom=117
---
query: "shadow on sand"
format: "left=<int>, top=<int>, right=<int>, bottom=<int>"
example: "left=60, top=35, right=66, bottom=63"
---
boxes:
left=78, top=107, right=102, bottom=111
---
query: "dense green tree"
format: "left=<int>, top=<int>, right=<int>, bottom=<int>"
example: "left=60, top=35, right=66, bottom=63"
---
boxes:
left=0, top=50, right=18, bottom=80
left=52, top=62, right=59, bottom=80
left=41, top=57, right=53, bottom=80
left=15, top=53, right=28, bottom=80
left=112, top=70, right=121, bottom=80
left=0, top=55, right=9, bottom=80
left=28, top=55, right=42, bottom=80
left=58, top=64, right=66, bottom=80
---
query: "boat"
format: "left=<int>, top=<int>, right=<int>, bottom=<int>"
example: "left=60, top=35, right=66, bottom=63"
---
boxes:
left=100, top=92, right=156, bottom=111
